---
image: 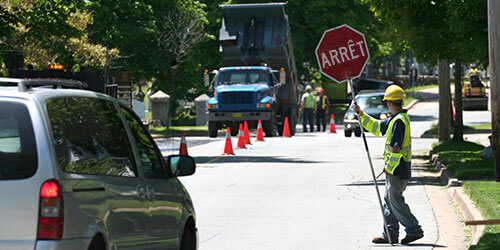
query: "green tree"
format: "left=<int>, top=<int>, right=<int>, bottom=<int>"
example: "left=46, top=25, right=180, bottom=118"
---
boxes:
left=371, top=0, right=458, bottom=141
left=87, top=0, right=157, bottom=77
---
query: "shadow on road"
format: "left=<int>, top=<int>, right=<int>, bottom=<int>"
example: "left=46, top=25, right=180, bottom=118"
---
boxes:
left=340, top=175, right=442, bottom=187
left=370, top=243, right=445, bottom=248
left=194, top=155, right=330, bottom=164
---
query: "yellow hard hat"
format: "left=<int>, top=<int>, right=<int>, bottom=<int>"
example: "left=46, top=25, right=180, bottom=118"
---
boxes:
left=382, top=85, right=406, bottom=101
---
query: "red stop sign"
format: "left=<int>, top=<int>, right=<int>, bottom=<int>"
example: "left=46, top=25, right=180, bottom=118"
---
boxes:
left=315, top=24, right=370, bottom=83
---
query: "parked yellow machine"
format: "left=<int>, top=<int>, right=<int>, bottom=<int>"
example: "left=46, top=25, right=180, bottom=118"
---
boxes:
left=462, top=74, right=488, bottom=110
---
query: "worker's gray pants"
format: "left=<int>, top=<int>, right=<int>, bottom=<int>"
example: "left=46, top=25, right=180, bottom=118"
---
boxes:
left=382, top=174, right=423, bottom=240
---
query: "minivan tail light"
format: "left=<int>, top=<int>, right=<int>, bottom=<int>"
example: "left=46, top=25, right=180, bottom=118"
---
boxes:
left=37, top=180, right=64, bottom=240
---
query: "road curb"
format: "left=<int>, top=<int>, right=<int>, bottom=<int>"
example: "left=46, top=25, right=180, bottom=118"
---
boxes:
left=428, top=149, right=485, bottom=245
left=405, top=99, right=420, bottom=110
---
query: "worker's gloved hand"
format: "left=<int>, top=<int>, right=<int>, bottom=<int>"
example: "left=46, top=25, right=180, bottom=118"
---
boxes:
left=384, top=166, right=392, bottom=175
left=353, top=104, right=361, bottom=114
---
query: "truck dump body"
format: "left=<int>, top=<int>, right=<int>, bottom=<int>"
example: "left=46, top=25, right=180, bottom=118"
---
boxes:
left=219, top=3, right=298, bottom=105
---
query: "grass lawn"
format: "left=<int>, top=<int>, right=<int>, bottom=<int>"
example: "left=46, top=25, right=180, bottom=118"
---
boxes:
left=404, top=84, right=438, bottom=92
left=149, top=125, right=208, bottom=136
left=464, top=181, right=500, bottom=249
left=424, top=124, right=490, bottom=135
left=432, top=140, right=495, bottom=180
left=432, top=140, right=484, bottom=153
left=403, top=96, right=422, bottom=108
left=469, top=123, right=492, bottom=130
left=447, top=159, right=495, bottom=180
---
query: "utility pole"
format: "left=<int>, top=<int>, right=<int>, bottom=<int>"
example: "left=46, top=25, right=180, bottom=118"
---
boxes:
left=488, top=0, right=500, bottom=181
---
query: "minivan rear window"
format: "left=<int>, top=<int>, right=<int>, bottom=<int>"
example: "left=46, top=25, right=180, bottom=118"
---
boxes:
left=0, top=102, right=37, bottom=180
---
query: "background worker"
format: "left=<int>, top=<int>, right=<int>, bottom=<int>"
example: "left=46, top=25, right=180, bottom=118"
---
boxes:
left=315, top=88, right=329, bottom=132
left=299, top=85, right=315, bottom=132
left=353, top=85, right=424, bottom=245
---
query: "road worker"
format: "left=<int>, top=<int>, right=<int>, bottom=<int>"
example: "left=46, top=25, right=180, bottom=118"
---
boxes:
left=354, top=85, right=424, bottom=245
left=315, top=88, right=329, bottom=132
left=300, top=85, right=315, bottom=132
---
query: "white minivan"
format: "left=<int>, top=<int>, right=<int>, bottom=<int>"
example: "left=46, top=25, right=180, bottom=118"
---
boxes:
left=0, top=78, right=197, bottom=250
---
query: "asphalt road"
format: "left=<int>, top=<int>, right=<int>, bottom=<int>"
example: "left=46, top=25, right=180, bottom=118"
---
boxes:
left=155, top=87, right=491, bottom=249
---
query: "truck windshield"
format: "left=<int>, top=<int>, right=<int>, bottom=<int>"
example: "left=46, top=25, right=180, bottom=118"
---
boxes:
left=218, top=70, right=269, bottom=85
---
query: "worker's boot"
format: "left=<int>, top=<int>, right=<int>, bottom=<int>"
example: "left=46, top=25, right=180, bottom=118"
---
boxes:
left=401, top=233, right=424, bottom=244
left=372, top=236, right=398, bottom=244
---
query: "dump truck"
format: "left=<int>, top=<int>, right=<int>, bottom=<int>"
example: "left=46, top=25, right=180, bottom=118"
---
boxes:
left=462, top=74, right=488, bottom=110
left=205, top=3, right=299, bottom=138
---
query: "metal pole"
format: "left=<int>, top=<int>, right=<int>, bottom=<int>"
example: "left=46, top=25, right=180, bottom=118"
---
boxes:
left=348, top=78, right=394, bottom=245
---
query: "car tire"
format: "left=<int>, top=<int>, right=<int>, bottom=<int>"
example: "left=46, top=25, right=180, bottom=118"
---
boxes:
left=88, top=234, right=106, bottom=250
left=208, top=121, right=218, bottom=138
left=344, top=129, right=352, bottom=137
left=180, top=225, right=197, bottom=250
left=354, top=128, right=361, bottom=137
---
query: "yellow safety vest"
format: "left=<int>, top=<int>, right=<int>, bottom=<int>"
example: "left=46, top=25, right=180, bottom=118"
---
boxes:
left=303, top=93, right=315, bottom=108
left=360, top=112, right=412, bottom=175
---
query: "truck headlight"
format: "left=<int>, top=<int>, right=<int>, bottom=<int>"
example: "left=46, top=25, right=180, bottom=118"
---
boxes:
left=257, top=103, right=271, bottom=109
left=379, top=113, right=390, bottom=119
left=347, top=114, right=355, bottom=120
left=207, top=104, right=218, bottom=110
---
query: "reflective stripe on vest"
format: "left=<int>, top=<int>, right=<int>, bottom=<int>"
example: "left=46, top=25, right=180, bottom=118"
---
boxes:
left=360, top=112, right=381, bottom=136
left=304, top=93, right=315, bottom=108
left=385, top=151, right=403, bottom=175
left=384, top=113, right=412, bottom=164
left=318, top=96, right=328, bottom=110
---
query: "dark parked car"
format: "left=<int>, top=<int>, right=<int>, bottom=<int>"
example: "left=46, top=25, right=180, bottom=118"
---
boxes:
left=343, top=91, right=391, bottom=137
left=352, top=78, right=394, bottom=95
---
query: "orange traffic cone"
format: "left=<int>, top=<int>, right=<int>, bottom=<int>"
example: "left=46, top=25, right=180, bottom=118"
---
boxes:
left=256, top=120, right=264, bottom=141
left=282, top=117, right=291, bottom=137
left=236, top=124, right=246, bottom=149
left=329, top=114, right=337, bottom=133
left=223, top=127, right=234, bottom=155
left=179, top=130, right=188, bottom=155
left=244, top=121, right=252, bottom=145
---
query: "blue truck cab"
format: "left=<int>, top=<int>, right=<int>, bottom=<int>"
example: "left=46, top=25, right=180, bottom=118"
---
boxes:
left=207, top=66, right=282, bottom=136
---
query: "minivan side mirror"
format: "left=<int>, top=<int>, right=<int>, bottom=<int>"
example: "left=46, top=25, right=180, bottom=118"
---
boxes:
left=167, top=155, right=196, bottom=177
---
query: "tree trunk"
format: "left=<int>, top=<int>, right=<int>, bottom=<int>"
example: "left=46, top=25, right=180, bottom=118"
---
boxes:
left=438, top=59, right=451, bottom=142
left=453, top=58, right=464, bottom=141
left=166, top=68, right=177, bottom=129
left=488, top=0, right=500, bottom=181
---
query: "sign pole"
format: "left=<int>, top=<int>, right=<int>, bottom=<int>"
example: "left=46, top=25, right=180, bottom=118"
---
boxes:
left=348, top=78, right=394, bottom=245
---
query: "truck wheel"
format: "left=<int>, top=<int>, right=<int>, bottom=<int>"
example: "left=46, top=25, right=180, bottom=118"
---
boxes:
left=290, top=107, right=297, bottom=136
left=230, top=123, right=239, bottom=136
left=354, top=128, right=361, bottom=137
left=263, top=114, right=276, bottom=137
left=344, top=129, right=352, bottom=137
left=208, top=121, right=218, bottom=138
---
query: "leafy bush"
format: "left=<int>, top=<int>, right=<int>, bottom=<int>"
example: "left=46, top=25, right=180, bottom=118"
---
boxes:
left=171, top=109, right=196, bottom=126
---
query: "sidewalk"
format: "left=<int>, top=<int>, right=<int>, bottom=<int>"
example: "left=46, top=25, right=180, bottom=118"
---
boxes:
left=409, top=87, right=491, bottom=249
